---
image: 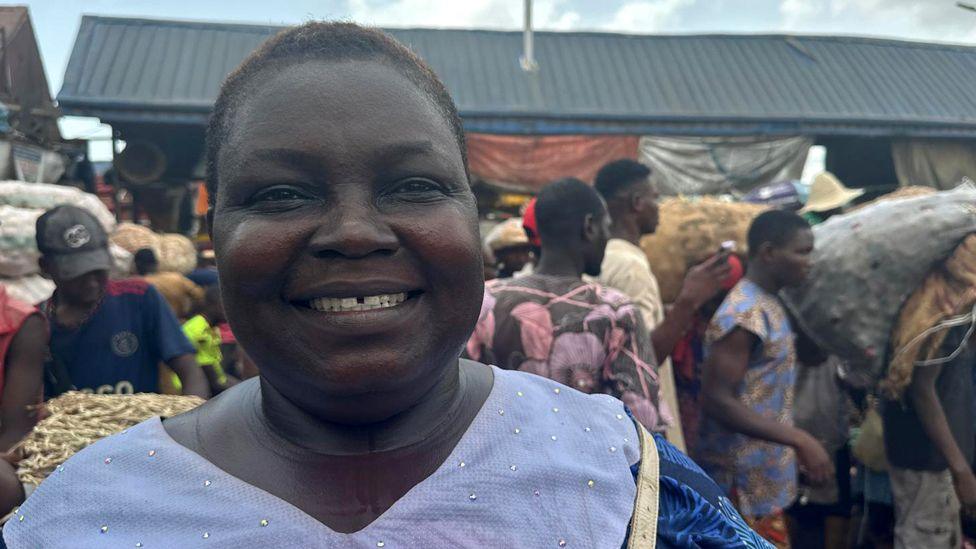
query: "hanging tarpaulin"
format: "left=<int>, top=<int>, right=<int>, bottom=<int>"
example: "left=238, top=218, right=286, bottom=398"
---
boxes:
left=638, top=135, right=812, bottom=196
left=466, top=134, right=639, bottom=192
left=891, top=139, right=976, bottom=191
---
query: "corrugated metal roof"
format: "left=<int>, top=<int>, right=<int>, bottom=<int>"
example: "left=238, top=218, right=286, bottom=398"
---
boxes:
left=58, top=15, right=976, bottom=137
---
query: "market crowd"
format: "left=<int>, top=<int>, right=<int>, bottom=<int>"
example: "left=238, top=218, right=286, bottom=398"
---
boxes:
left=0, top=21, right=973, bottom=549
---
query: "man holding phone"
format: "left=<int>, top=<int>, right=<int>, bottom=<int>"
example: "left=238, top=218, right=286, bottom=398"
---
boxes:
left=594, top=159, right=732, bottom=451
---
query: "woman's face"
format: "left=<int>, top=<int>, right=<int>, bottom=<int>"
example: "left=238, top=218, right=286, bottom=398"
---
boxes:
left=211, top=60, right=483, bottom=422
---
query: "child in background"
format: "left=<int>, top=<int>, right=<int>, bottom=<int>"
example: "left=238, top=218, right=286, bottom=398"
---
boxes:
left=181, top=285, right=239, bottom=395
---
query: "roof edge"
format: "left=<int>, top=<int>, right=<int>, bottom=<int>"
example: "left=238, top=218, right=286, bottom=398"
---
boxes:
left=75, top=14, right=976, bottom=52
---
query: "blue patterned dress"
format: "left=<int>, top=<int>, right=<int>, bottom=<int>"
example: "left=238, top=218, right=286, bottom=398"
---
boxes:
left=696, top=279, right=798, bottom=518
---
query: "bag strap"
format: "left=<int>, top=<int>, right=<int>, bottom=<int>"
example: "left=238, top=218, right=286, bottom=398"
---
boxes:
left=627, top=423, right=660, bottom=549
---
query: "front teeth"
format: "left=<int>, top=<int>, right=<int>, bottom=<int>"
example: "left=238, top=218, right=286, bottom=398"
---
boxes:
left=310, top=293, right=408, bottom=312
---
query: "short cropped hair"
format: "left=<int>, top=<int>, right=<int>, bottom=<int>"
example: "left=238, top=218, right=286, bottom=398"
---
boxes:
left=535, top=178, right=606, bottom=244
left=206, top=22, right=466, bottom=206
left=594, top=159, right=651, bottom=202
left=747, top=209, right=811, bottom=256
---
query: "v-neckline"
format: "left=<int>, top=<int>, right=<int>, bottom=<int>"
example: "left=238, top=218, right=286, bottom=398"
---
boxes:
left=153, top=366, right=503, bottom=537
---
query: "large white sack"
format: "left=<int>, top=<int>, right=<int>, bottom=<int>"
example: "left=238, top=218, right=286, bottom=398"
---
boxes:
left=0, top=181, right=115, bottom=233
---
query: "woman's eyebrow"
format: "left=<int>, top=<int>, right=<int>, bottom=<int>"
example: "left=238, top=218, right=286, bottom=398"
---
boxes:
left=246, top=148, right=324, bottom=172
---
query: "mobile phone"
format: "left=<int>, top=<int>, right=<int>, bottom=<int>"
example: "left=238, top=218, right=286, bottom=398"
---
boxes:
left=720, top=240, right=737, bottom=253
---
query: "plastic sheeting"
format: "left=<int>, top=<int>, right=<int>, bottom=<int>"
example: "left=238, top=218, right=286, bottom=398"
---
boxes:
left=466, top=133, right=639, bottom=191
left=892, top=139, right=976, bottom=191
left=638, top=135, right=812, bottom=196
left=782, top=184, right=976, bottom=385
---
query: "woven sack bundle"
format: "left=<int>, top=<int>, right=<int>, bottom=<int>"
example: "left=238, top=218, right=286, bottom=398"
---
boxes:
left=157, top=233, right=197, bottom=274
left=640, top=197, right=768, bottom=303
left=110, top=223, right=161, bottom=259
left=783, top=184, right=976, bottom=384
left=15, top=392, right=203, bottom=487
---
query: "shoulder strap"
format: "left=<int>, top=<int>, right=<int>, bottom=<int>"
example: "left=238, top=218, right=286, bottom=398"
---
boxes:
left=627, top=423, right=660, bottom=549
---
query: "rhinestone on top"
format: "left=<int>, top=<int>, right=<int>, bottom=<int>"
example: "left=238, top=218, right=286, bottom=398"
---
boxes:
left=559, top=540, right=568, bottom=547
left=553, top=388, right=560, bottom=394
left=609, top=446, right=617, bottom=453
left=552, top=407, right=559, bottom=413
left=587, top=480, right=595, bottom=488
left=458, top=461, right=466, bottom=468
left=204, top=480, right=212, bottom=487
left=377, top=543, right=386, bottom=548
left=498, top=409, right=505, bottom=416
left=469, top=493, right=477, bottom=501
left=510, top=465, right=518, bottom=471
left=615, top=414, right=623, bottom=420
left=203, top=532, right=210, bottom=539
left=100, top=525, right=108, bottom=534
left=550, top=435, right=557, bottom=441
left=136, top=544, right=143, bottom=548
left=533, top=490, right=541, bottom=497
left=18, top=515, right=24, bottom=522
left=513, top=428, right=521, bottom=434
left=584, top=427, right=591, bottom=432
left=148, top=450, right=156, bottom=457
left=103, top=457, right=112, bottom=464
left=516, top=391, right=524, bottom=397
left=260, top=519, right=269, bottom=527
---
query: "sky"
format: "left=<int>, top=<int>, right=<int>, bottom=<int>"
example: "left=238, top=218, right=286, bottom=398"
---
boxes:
left=23, top=0, right=976, bottom=159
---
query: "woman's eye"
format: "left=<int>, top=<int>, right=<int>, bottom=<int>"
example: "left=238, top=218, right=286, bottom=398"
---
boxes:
left=393, top=179, right=443, bottom=195
left=252, top=187, right=305, bottom=202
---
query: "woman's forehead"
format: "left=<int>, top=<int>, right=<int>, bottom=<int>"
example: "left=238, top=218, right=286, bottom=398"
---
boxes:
left=220, top=60, right=461, bottom=169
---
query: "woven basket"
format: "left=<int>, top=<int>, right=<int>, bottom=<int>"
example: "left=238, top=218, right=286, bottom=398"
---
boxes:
left=15, top=392, right=204, bottom=487
left=641, top=197, right=768, bottom=303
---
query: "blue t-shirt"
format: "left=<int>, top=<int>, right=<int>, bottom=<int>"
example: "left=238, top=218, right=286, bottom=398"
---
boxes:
left=186, top=267, right=219, bottom=287
left=46, top=279, right=194, bottom=395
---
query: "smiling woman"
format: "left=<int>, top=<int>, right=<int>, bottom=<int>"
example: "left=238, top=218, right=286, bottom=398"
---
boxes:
left=5, top=22, right=773, bottom=549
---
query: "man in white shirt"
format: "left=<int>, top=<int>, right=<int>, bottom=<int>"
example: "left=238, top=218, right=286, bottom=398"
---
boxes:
left=594, top=159, right=731, bottom=451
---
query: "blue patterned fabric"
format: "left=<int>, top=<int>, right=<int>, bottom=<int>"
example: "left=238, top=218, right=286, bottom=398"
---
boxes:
left=696, top=279, right=798, bottom=517
left=627, top=429, right=775, bottom=548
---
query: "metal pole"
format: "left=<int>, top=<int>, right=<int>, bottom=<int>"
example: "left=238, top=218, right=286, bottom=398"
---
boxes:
left=520, top=0, right=538, bottom=72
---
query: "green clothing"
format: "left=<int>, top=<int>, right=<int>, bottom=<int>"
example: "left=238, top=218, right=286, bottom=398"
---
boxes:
left=180, top=315, right=226, bottom=387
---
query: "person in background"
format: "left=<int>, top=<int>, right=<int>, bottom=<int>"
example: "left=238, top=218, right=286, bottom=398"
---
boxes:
left=467, top=178, right=666, bottom=432
left=186, top=249, right=219, bottom=288
left=36, top=206, right=209, bottom=399
left=134, top=248, right=205, bottom=319
left=882, top=325, right=975, bottom=549
left=671, top=254, right=745, bottom=455
left=699, top=210, right=832, bottom=548
left=799, top=172, right=864, bottom=225
left=519, top=197, right=541, bottom=275
left=593, top=158, right=732, bottom=450
left=181, top=285, right=240, bottom=395
left=483, top=218, right=534, bottom=279
left=481, top=243, right=498, bottom=281
left=0, top=285, right=47, bottom=518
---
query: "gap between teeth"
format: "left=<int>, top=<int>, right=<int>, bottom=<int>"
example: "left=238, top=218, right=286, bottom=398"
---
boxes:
left=309, top=293, right=409, bottom=312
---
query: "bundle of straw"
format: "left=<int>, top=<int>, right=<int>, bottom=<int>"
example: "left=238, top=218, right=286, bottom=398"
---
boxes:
left=16, top=392, right=203, bottom=486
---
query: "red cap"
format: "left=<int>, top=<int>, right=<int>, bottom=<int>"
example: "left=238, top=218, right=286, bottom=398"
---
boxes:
left=722, top=255, right=745, bottom=290
left=522, top=198, right=541, bottom=248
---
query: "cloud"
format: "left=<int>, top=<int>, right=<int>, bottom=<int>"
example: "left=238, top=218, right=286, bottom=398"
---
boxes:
left=346, top=0, right=581, bottom=31
left=602, top=0, right=697, bottom=33
left=780, top=0, right=824, bottom=29
left=779, top=0, right=976, bottom=42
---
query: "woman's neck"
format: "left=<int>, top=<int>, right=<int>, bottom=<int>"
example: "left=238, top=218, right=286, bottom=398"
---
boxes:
left=256, top=360, right=487, bottom=456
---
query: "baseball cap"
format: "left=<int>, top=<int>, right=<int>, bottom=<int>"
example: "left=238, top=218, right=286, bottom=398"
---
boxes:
left=35, top=205, right=113, bottom=280
left=521, top=198, right=541, bottom=248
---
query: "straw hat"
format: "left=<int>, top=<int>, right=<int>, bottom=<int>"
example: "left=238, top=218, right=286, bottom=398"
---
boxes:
left=800, top=172, right=864, bottom=213
left=484, top=218, right=530, bottom=252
